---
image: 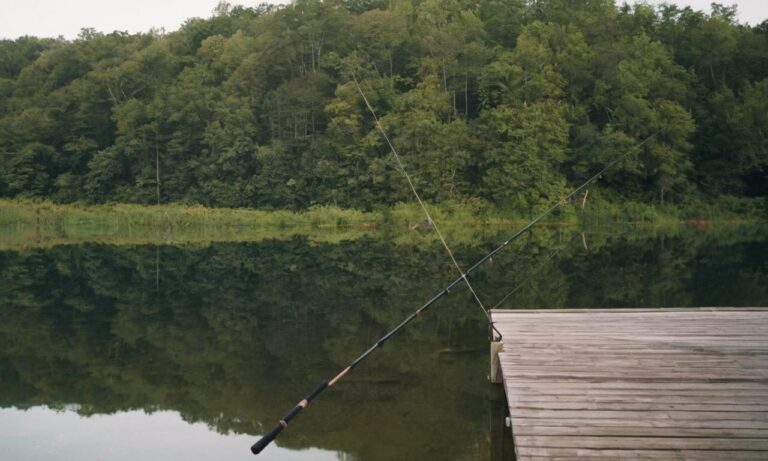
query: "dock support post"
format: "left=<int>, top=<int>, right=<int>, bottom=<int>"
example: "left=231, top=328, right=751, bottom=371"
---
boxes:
left=490, top=341, right=504, bottom=384
left=490, top=383, right=514, bottom=461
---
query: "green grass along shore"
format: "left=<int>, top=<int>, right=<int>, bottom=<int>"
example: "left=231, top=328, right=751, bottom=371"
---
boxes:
left=2, top=196, right=764, bottom=228
left=0, top=197, right=764, bottom=251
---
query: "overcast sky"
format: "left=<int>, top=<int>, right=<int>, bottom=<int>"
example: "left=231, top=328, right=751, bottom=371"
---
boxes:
left=1, top=0, right=767, bottom=41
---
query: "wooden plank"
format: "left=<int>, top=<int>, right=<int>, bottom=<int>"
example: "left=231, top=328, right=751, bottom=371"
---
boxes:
left=514, top=436, right=768, bottom=450
left=507, top=409, right=768, bottom=420
left=501, top=368, right=767, bottom=376
left=504, top=387, right=768, bottom=395
left=511, top=424, right=768, bottom=438
left=516, top=449, right=768, bottom=460
left=503, top=381, right=768, bottom=390
left=492, top=308, right=768, bottom=460
left=508, top=401, right=768, bottom=412
left=508, top=394, right=768, bottom=404
left=491, top=307, right=768, bottom=313
left=510, top=418, right=768, bottom=429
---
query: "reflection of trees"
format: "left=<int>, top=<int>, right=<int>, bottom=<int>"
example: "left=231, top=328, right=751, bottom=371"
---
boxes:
left=0, top=227, right=766, bottom=459
left=477, top=226, right=768, bottom=310
left=0, top=238, right=493, bottom=460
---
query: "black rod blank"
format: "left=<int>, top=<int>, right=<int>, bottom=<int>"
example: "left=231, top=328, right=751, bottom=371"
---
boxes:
left=250, top=134, right=655, bottom=455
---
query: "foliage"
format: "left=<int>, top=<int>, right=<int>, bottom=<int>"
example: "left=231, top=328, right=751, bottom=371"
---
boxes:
left=0, top=1, right=765, bottom=213
left=3, top=193, right=765, bottom=252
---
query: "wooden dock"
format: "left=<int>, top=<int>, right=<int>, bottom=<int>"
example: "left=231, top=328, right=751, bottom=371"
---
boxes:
left=490, top=308, right=768, bottom=460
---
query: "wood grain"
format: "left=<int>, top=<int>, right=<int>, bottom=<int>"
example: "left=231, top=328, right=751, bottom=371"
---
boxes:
left=491, top=308, right=768, bottom=461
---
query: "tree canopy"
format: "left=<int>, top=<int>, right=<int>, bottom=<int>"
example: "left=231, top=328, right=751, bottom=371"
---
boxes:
left=0, top=0, right=766, bottom=210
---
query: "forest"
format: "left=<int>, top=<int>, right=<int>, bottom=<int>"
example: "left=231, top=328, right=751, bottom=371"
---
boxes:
left=0, top=0, right=766, bottom=213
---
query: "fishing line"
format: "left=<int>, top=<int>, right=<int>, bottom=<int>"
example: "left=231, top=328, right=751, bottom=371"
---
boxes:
left=350, top=73, right=500, bottom=340
left=250, top=125, right=658, bottom=454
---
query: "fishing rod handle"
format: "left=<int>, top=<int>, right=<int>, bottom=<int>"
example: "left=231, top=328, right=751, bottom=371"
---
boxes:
left=251, top=381, right=328, bottom=455
left=251, top=422, right=284, bottom=455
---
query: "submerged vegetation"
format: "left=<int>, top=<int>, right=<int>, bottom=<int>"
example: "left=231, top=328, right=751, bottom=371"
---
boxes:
left=0, top=0, right=766, bottom=216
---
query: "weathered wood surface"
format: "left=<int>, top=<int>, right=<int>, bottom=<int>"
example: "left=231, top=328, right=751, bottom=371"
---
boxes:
left=491, top=308, right=768, bottom=460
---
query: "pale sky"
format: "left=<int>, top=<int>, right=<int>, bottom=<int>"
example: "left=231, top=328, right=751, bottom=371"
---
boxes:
left=0, top=1, right=289, bottom=40
left=646, top=0, right=768, bottom=24
left=1, top=0, right=767, bottom=41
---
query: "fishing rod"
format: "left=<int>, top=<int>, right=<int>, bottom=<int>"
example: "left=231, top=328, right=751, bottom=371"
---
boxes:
left=250, top=132, right=657, bottom=455
left=350, top=74, right=501, bottom=342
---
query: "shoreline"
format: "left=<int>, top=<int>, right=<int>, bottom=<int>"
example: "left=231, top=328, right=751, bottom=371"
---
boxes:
left=0, top=198, right=764, bottom=251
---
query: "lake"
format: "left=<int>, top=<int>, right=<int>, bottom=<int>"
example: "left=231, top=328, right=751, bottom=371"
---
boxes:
left=1, top=224, right=766, bottom=460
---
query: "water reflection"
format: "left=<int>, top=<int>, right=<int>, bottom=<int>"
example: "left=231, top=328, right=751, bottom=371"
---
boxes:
left=0, top=407, right=339, bottom=461
left=0, top=226, right=766, bottom=460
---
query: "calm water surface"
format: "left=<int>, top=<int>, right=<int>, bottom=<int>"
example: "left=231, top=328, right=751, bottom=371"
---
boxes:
left=1, top=225, right=767, bottom=460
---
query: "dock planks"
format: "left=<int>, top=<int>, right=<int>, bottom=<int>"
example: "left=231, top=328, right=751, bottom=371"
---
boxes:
left=490, top=308, right=768, bottom=460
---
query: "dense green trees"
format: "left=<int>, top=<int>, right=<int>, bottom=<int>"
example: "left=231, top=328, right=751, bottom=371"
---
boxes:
left=0, top=1, right=765, bottom=211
